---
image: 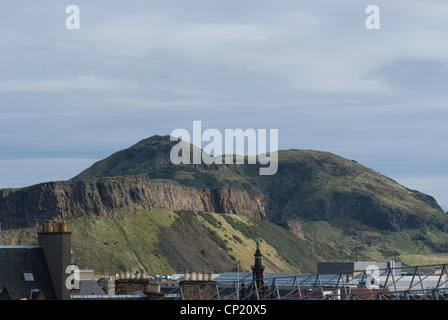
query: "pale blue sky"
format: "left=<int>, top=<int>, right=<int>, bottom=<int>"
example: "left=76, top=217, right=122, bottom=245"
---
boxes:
left=0, top=1, right=447, bottom=210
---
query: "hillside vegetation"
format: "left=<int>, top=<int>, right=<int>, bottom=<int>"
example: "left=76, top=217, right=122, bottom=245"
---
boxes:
left=5, top=209, right=448, bottom=275
left=3, top=209, right=328, bottom=274
left=74, top=135, right=446, bottom=232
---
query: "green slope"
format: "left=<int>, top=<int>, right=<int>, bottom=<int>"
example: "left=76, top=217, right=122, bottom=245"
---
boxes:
left=5, top=209, right=448, bottom=275
left=3, top=209, right=326, bottom=274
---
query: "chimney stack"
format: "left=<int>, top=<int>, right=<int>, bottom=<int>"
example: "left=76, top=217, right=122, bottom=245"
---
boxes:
left=38, top=218, right=72, bottom=300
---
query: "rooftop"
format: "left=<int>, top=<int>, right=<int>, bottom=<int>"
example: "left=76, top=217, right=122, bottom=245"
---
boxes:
left=0, top=246, right=57, bottom=300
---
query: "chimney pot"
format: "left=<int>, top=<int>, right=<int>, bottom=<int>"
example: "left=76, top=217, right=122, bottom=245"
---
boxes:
left=45, top=220, right=52, bottom=232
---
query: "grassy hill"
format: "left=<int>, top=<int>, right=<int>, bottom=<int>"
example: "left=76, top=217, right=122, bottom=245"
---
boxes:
left=74, top=135, right=446, bottom=232
left=3, top=135, right=448, bottom=275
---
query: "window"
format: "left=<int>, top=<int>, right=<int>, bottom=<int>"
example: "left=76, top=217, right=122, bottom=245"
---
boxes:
left=23, top=272, right=35, bottom=282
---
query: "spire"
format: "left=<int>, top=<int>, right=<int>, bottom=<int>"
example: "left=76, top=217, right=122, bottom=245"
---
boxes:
left=253, top=241, right=263, bottom=268
left=251, top=240, right=265, bottom=288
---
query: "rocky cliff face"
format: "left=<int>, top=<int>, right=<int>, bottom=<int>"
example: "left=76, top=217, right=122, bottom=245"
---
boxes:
left=0, top=175, right=266, bottom=229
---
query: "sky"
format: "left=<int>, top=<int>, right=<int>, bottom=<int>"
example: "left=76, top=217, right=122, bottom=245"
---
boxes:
left=0, top=1, right=447, bottom=210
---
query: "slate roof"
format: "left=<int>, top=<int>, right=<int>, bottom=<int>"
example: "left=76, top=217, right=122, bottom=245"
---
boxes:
left=78, top=279, right=107, bottom=295
left=0, top=246, right=57, bottom=300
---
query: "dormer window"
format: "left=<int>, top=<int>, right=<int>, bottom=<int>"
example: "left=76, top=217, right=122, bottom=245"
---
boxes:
left=23, top=272, right=35, bottom=282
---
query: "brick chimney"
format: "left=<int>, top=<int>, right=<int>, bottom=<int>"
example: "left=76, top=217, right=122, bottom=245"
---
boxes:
left=38, top=219, right=72, bottom=300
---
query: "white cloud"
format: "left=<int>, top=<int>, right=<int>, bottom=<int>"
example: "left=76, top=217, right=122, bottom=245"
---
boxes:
left=0, top=74, right=139, bottom=93
left=4, top=2, right=448, bottom=103
left=71, top=2, right=448, bottom=100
